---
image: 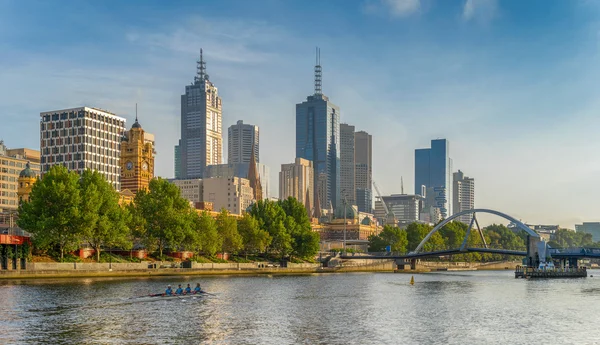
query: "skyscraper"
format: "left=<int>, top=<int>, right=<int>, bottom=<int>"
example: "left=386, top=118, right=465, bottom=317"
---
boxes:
left=296, top=48, right=341, bottom=210
left=414, top=139, right=453, bottom=218
left=354, top=130, right=372, bottom=213
left=228, top=120, right=259, bottom=164
left=340, top=123, right=355, bottom=206
left=174, top=145, right=181, bottom=179
left=40, top=107, right=126, bottom=190
left=178, top=49, right=223, bottom=179
left=453, top=170, right=475, bottom=224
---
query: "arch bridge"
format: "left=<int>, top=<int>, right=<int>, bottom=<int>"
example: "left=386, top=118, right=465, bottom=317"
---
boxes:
left=340, top=209, right=541, bottom=267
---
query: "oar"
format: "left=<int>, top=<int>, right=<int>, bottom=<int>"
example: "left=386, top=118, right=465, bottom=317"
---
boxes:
left=199, top=291, right=217, bottom=297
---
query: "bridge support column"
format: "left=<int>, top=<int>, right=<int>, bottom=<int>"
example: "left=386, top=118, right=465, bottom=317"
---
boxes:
left=410, top=259, right=416, bottom=270
left=526, top=235, right=540, bottom=268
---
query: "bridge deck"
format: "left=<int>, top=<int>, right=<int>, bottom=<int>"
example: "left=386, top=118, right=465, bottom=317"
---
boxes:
left=340, top=248, right=527, bottom=260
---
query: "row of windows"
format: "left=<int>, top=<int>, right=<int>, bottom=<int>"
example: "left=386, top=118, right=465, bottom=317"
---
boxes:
left=0, top=160, right=25, bottom=168
left=42, top=111, right=125, bottom=127
left=0, top=198, right=17, bottom=206
left=0, top=191, right=17, bottom=197
left=0, top=176, right=17, bottom=182
left=0, top=183, right=16, bottom=190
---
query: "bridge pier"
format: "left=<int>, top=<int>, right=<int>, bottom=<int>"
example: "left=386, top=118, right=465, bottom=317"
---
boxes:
left=526, top=235, right=540, bottom=268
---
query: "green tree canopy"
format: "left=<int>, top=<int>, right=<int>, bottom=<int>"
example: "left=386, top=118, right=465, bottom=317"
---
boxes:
left=216, top=208, right=243, bottom=254
left=238, top=213, right=271, bottom=254
left=368, top=225, right=408, bottom=253
left=17, top=165, right=81, bottom=261
left=79, top=170, right=131, bottom=261
left=134, top=178, right=193, bottom=257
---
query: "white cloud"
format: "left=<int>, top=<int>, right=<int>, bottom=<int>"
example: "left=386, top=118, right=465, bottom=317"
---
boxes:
left=384, top=0, right=421, bottom=17
left=463, top=0, right=498, bottom=23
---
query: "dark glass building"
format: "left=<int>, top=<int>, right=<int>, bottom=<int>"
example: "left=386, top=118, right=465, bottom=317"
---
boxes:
left=414, top=139, right=452, bottom=218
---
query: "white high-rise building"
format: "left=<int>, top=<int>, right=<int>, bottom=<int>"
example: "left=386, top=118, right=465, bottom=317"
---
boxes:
left=40, top=107, right=126, bottom=190
left=228, top=120, right=259, bottom=164
left=453, top=170, right=475, bottom=224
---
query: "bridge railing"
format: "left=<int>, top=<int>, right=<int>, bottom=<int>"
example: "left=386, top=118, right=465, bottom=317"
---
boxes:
left=548, top=247, right=600, bottom=255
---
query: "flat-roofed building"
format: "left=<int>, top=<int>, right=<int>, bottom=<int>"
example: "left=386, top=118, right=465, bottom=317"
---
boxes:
left=40, top=106, right=126, bottom=190
left=0, top=141, right=40, bottom=212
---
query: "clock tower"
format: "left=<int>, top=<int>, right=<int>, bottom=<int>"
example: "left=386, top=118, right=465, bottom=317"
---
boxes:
left=120, top=111, right=155, bottom=194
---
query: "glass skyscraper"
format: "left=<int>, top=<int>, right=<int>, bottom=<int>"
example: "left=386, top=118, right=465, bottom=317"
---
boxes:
left=296, top=93, right=340, bottom=211
left=414, top=139, right=452, bottom=218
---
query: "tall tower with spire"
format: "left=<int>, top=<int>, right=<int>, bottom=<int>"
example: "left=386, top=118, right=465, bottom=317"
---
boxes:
left=121, top=104, right=155, bottom=194
left=295, top=48, right=341, bottom=211
left=178, top=49, right=223, bottom=179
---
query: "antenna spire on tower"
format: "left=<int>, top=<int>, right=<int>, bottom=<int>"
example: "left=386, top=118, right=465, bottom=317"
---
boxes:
left=401, top=176, right=404, bottom=194
left=314, top=47, right=322, bottom=95
left=195, top=48, right=208, bottom=84
left=135, top=103, right=138, bottom=122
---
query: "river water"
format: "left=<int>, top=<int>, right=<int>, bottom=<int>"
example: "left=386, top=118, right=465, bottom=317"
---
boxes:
left=1, top=270, right=600, bottom=344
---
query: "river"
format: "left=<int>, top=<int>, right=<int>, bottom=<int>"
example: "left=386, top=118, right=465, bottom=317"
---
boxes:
left=1, top=270, right=600, bottom=344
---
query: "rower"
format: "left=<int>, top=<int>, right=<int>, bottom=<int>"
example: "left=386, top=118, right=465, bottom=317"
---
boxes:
left=165, top=285, right=173, bottom=296
left=184, top=284, right=192, bottom=294
left=194, top=283, right=202, bottom=294
left=175, top=284, right=184, bottom=295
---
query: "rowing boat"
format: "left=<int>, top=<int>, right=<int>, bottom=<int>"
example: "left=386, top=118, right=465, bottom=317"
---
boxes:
left=130, top=291, right=214, bottom=301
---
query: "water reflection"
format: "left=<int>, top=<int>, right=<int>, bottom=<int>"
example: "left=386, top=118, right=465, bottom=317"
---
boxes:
left=1, top=270, right=600, bottom=344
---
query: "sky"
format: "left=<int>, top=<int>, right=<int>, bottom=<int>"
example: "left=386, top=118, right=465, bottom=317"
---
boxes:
left=1, top=0, right=600, bottom=228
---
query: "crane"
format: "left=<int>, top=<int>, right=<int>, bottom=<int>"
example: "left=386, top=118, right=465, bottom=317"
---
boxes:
left=373, top=180, right=396, bottom=225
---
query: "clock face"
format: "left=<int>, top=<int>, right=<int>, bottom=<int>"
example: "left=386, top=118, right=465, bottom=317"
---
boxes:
left=142, top=162, right=148, bottom=171
left=126, top=161, right=133, bottom=170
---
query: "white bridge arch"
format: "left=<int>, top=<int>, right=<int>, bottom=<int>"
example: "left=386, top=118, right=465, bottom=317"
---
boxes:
left=412, top=208, right=539, bottom=254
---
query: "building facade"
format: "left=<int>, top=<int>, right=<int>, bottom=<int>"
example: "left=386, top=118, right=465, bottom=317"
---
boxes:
left=120, top=117, right=155, bottom=194
left=339, top=123, right=356, bottom=207
left=171, top=178, right=204, bottom=204
left=296, top=52, right=340, bottom=211
left=380, top=194, right=423, bottom=223
left=279, top=158, right=314, bottom=210
left=0, top=142, right=40, bottom=211
left=178, top=49, right=223, bottom=179
left=204, top=162, right=270, bottom=199
left=414, top=139, right=453, bottom=218
left=452, top=170, right=474, bottom=224
left=174, top=145, right=181, bottom=179
left=40, top=107, right=126, bottom=190
left=228, top=120, right=259, bottom=164
left=203, top=177, right=254, bottom=215
left=354, top=130, right=372, bottom=213
left=575, top=223, right=600, bottom=242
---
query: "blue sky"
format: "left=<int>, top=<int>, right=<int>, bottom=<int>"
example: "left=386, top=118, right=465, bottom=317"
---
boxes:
left=2, top=0, right=600, bottom=227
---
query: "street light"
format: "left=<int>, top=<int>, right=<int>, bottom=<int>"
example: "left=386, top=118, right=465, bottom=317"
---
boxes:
left=341, top=190, right=348, bottom=256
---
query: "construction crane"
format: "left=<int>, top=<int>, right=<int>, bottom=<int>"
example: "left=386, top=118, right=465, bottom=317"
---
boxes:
left=373, top=180, right=396, bottom=225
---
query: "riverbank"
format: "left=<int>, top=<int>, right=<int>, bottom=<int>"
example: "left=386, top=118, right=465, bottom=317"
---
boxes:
left=0, top=260, right=520, bottom=280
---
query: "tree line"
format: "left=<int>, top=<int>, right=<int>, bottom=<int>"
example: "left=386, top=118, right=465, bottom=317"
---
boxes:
left=18, top=165, right=320, bottom=262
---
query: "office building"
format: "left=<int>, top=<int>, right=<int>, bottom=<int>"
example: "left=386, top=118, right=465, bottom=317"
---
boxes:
left=171, top=178, right=203, bottom=204
left=575, top=223, right=600, bottom=242
left=120, top=114, right=155, bottom=194
left=174, top=145, right=181, bottom=179
left=204, top=162, right=270, bottom=199
left=339, top=123, right=355, bottom=206
left=203, top=177, right=254, bottom=215
left=279, top=158, right=314, bottom=211
left=178, top=49, right=223, bottom=179
left=374, top=194, right=423, bottom=225
left=296, top=48, right=340, bottom=210
left=0, top=141, right=40, bottom=211
left=228, top=120, right=259, bottom=164
left=40, top=107, right=126, bottom=190
left=452, top=170, right=474, bottom=224
left=355, top=130, right=372, bottom=213
left=414, top=139, right=453, bottom=218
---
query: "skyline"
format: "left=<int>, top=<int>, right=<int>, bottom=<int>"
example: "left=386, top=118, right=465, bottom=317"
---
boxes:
left=2, top=0, right=600, bottom=228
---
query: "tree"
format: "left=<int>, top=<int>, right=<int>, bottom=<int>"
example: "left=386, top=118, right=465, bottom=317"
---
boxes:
left=18, top=165, right=82, bottom=261
left=79, top=170, right=131, bottom=261
left=279, top=197, right=320, bottom=259
left=216, top=208, right=243, bottom=254
left=134, top=178, right=193, bottom=257
left=238, top=213, right=271, bottom=254
left=190, top=211, right=221, bottom=257
left=368, top=225, right=408, bottom=253
left=406, top=222, right=433, bottom=252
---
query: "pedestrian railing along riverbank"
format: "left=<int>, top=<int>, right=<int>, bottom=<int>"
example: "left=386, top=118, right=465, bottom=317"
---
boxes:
left=515, top=265, right=587, bottom=279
